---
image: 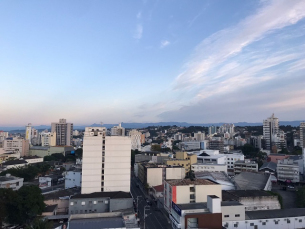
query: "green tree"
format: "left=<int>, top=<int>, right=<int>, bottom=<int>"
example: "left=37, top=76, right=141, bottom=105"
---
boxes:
left=43, top=155, right=56, bottom=161
left=25, top=218, right=53, bottom=229
left=75, top=148, right=83, bottom=158
left=296, top=186, right=305, bottom=208
left=151, top=145, right=161, bottom=151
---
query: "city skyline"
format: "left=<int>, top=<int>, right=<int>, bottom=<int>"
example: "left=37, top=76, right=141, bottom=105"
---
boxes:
left=1, top=0, right=305, bottom=126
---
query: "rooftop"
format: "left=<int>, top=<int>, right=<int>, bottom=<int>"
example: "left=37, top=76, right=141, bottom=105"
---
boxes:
left=259, top=161, right=277, bottom=171
left=166, top=179, right=218, bottom=186
left=193, top=163, right=226, bottom=166
left=2, top=160, right=28, bottom=165
left=43, top=204, right=58, bottom=213
left=153, top=184, right=164, bottom=192
left=43, top=187, right=81, bottom=199
left=246, top=208, right=305, bottom=220
left=71, top=191, right=132, bottom=200
left=0, top=175, right=23, bottom=182
left=195, top=171, right=232, bottom=183
left=234, top=172, right=271, bottom=190
left=23, top=155, right=42, bottom=159
left=177, top=202, right=207, bottom=210
left=221, top=201, right=243, bottom=206
left=235, top=160, right=257, bottom=164
left=222, top=190, right=273, bottom=201
left=69, top=216, right=124, bottom=229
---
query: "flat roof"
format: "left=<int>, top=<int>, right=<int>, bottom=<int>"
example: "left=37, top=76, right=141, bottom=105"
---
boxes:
left=71, top=191, right=132, bottom=200
left=43, top=188, right=81, bottom=199
left=43, top=204, right=58, bottom=212
left=222, top=190, right=272, bottom=201
left=177, top=202, right=207, bottom=210
left=166, top=179, right=218, bottom=186
left=3, top=160, right=28, bottom=165
left=69, top=217, right=124, bottom=229
left=246, top=208, right=305, bottom=220
left=0, top=175, right=22, bottom=181
left=221, top=201, right=243, bottom=206
left=193, top=163, right=226, bottom=166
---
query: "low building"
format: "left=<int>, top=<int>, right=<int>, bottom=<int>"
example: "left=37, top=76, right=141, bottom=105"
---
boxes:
left=23, top=155, right=44, bottom=164
left=197, top=153, right=226, bottom=165
left=234, top=172, right=272, bottom=191
left=209, top=139, right=224, bottom=153
left=65, top=169, right=82, bottom=189
left=0, top=174, right=24, bottom=190
left=152, top=184, right=164, bottom=198
left=165, top=152, right=197, bottom=173
left=192, top=163, right=227, bottom=173
left=69, top=191, right=133, bottom=215
left=42, top=204, right=58, bottom=216
left=224, top=152, right=245, bottom=175
left=39, top=175, right=64, bottom=189
left=2, top=159, right=28, bottom=170
left=277, top=159, right=299, bottom=183
left=234, top=160, right=258, bottom=175
left=259, top=161, right=277, bottom=174
left=164, top=179, right=222, bottom=213
left=195, top=171, right=235, bottom=190
left=29, top=145, right=75, bottom=158
left=222, top=190, right=281, bottom=211
left=267, top=153, right=289, bottom=163
left=137, top=163, right=185, bottom=187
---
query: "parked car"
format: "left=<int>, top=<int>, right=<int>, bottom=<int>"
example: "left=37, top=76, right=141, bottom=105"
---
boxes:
left=146, top=199, right=152, bottom=206
left=287, top=185, right=294, bottom=189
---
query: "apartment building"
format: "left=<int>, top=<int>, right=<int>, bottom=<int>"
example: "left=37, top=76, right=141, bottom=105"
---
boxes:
left=277, top=159, right=299, bottom=183
left=40, top=132, right=56, bottom=147
left=110, top=123, right=125, bottom=136
left=3, top=138, right=29, bottom=157
left=300, top=122, right=305, bottom=149
left=234, top=160, right=258, bottom=175
left=165, top=152, right=197, bottom=173
left=209, top=138, right=224, bottom=153
left=65, top=169, right=82, bottom=189
left=51, top=118, right=73, bottom=146
left=192, top=163, right=227, bottom=173
left=128, top=129, right=141, bottom=151
left=81, top=127, right=131, bottom=194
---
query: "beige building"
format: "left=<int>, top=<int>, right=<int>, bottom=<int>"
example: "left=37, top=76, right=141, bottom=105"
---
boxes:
left=3, top=138, right=29, bottom=157
left=29, top=145, right=74, bottom=157
left=164, top=179, right=222, bottom=213
left=192, top=163, right=227, bottom=173
left=137, top=163, right=185, bottom=187
left=165, top=152, right=197, bottom=173
left=277, top=159, right=299, bottom=183
left=40, top=132, right=56, bottom=147
left=51, top=118, right=73, bottom=146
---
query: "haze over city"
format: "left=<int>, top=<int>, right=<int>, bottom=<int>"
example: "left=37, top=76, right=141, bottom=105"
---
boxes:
left=1, top=0, right=305, bottom=126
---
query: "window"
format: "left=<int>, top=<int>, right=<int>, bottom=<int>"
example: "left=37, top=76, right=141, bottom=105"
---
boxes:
left=81, top=201, right=85, bottom=205
left=235, top=214, right=240, bottom=217
left=234, top=224, right=238, bottom=228
left=299, top=219, right=302, bottom=222
left=85, top=210, right=87, bottom=213
left=224, top=215, right=229, bottom=218
left=89, top=201, right=92, bottom=204
left=71, top=210, right=73, bottom=214
left=94, top=201, right=97, bottom=204
left=250, top=223, right=254, bottom=226
left=275, top=221, right=278, bottom=225
left=70, top=202, right=74, bottom=206
left=190, top=187, right=195, bottom=192
left=262, top=222, right=266, bottom=225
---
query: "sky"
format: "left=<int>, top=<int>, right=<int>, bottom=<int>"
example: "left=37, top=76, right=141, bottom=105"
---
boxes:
left=1, top=0, right=305, bottom=126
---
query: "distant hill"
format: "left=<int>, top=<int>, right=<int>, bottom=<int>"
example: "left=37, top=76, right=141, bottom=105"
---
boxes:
left=1, top=120, right=304, bottom=132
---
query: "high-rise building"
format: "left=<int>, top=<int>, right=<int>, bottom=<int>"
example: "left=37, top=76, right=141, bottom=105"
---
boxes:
left=81, top=127, right=131, bottom=194
left=25, top=123, right=32, bottom=144
left=300, top=122, right=305, bottom=149
left=263, top=114, right=280, bottom=150
left=194, top=131, right=205, bottom=142
left=111, top=123, right=125, bottom=136
left=51, top=119, right=73, bottom=146
left=128, top=129, right=141, bottom=151
left=40, top=132, right=56, bottom=147
left=208, top=126, right=217, bottom=135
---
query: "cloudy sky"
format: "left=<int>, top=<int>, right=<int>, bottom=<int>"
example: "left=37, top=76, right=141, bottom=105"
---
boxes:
left=1, top=0, right=305, bottom=126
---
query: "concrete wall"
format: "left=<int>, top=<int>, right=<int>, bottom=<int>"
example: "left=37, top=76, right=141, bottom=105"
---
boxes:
left=69, top=197, right=110, bottom=214
left=239, top=196, right=280, bottom=211
left=192, top=164, right=227, bottom=173
left=166, top=167, right=185, bottom=180
left=221, top=205, right=245, bottom=221
left=109, top=198, right=133, bottom=211
left=195, top=185, right=222, bottom=203
left=176, top=185, right=192, bottom=203
left=65, top=171, right=82, bottom=189
left=147, top=168, right=162, bottom=187
left=44, top=199, right=69, bottom=213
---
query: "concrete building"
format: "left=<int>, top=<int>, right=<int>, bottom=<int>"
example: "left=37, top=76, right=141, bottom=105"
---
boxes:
left=40, top=132, right=56, bottom=147
left=300, top=122, right=305, bottom=149
left=3, top=138, right=29, bottom=157
left=195, top=171, right=235, bottom=190
left=23, top=155, right=43, bottom=164
left=263, top=113, right=281, bottom=150
left=65, top=169, right=82, bottom=189
left=209, top=138, right=224, bottom=153
left=222, top=190, right=281, bottom=211
left=0, top=131, right=9, bottom=143
left=234, top=159, right=258, bottom=175
left=165, top=152, right=197, bottom=173
left=179, top=141, right=201, bottom=150
left=81, top=127, right=131, bottom=194
left=51, top=118, right=73, bottom=146
left=192, top=163, right=227, bottom=173
left=2, top=159, right=28, bottom=170
left=234, top=172, right=272, bottom=191
left=197, top=153, right=226, bottom=165
left=164, top=179, right=222, bottom=213
left=225, top=152, right=245, bottom=175
left=259, top=161, right=277, bottom=174
left=208, top=126, right=217, bottom=135
left=194, top=132, right=205, bottom=141
left=128, top=129, right=141, bottom=151
left=0, top=174, right=24, bottom=190
left=137, top=163, right=185, bottom=187
left=25, top=123, right=32, bottom=144
left=29, top=145, right=74, bottom=158
left=111, top=123, right=125, bottom=136
left=277, top=159, right=299, bottom=183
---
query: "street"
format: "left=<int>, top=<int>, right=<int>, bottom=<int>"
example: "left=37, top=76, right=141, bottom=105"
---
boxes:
left=130, top=175, right=172, bottom=229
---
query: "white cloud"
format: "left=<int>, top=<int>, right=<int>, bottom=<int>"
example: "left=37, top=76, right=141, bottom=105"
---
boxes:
left=174, top=0, right=305, bottom=91
left=137, top=11, right=142, bottom=19
left=160, top=40, right=170, bottom=48
left=133, top=24, right=143, bottom=40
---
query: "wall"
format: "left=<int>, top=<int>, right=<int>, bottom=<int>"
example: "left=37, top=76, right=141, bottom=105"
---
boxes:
left=239, top=196, right=280, bottom=211
left=195, top=185, right=222, bottom=203
left=221, top=205, right=245, bottom=221
left=147, top=168, right=162, bottom=187
left=176, top=185, right=191, bottom=203
left=69, top=197, right=110, bottom=214
left=192, top=164, right=227, bottom=173
left=166, top=167, right=185, bottom=180
left=44, top=199, right=69, bottom=213
left=109, top=198, right=133, bottom=211
left=185, top=213, right=222, bottom=229
left=65, top=171, right=82, bottom=189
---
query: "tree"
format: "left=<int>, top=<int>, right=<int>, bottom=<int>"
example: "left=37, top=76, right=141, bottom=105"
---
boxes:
left=75, top=148, right=83, bottom=158
left=43, top=155, right=56, bottom=161
left=151, top=145, right=161, bottom=151
left=25, top=218, right=53, bottom=229
left=296, top=186, right=305, bottom=208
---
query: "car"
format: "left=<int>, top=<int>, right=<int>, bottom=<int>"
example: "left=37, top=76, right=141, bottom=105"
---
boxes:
left=287, top=185, right=294, bottom=189
left=146, top=200, right=152, bottom=206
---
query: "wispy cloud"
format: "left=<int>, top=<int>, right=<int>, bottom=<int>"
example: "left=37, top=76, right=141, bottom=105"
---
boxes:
left=134, top=24, right=143, bottom=40
left=174, top=0, right=305, bottom=92
left=160, top=40, right=170, bottom=48
left=137, top=11, right=142, bottom=19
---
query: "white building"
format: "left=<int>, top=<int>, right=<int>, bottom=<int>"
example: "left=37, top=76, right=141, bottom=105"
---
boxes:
left=3, top=138, right=29, bottom=157
left=194, top=132, right=205, bottom=142
left=51, top=118, right=73, bottom=146
left=65, top=169, right=82, bottom=189
left=0, top=131, right=9, bottom=143
left=128, top=129, right=141, bottom=151
left=111, top=123, right=125, bottom=136
left=40, top=132, right=56, bottom=147
left=23, top=156, right=44, bottom=164
left=0, top=174, right=24, bottom=190
left=81, top=127, right=131, bottom=194
left=197, top=154, right=227, bottom=164
left=277, top=159, right=299, bottom=183
left=263, top=114, right=280, bottom=150
left=192, top=163, right=227, bottom=173
left=300, top=122, right=305, bottom=149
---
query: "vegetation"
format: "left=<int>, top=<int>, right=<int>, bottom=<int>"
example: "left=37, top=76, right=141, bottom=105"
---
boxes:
left=180, top=126, right=208, bottom=134
left=151, top=144, right=161, bottom=151
left=25, top=218, right=53, bottom=229
left=267, top=191, right=283, bottom=209
left=0, top=185, right=45, bottom=225
left=296, top=186, right=305, bottom=208
left=44, top=152, right=77, bottom=163
left=0, top=163, right=51, bottom=182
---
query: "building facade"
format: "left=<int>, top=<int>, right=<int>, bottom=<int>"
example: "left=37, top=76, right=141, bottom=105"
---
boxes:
left=81, top=127, right=131, bottom=194
left=300, top=122, right=305, bottom=149
left=263, top=114, right=280, bottom=150
left=234, top=160, right=258, bottom=175
left=128, top=129, right=141, bottom=151
left=277, top=159, right=299, bottom=183
left=51, top=118, right=73, bottom=146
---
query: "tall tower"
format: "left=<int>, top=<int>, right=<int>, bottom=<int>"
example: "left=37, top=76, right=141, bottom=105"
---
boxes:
left=51, top=118, right=73, bottom=146
left=81, top=127, right=131, bottom=194
left=25, top=123, right=32, bottom=144
left=300, top=122, right=305, bottom=149
left=263, top=114, right=280, bottom=150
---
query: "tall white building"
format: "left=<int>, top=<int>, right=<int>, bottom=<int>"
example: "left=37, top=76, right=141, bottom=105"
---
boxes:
left=0, top=131, right=8, bottom=143
left=208, top=126, right=217, bottom=135
left=111, top=123, right=125, bottom=136
left=194, top=131, right=205, bottom=141
left=128, top=129, right=141, bottom=151
left=300, top=122, right=305, bottom=149
left=81, top=127, right=131, bottom=194
left=51, top=119, right=73, bottom=146
left=40, top=132, right=56, bottom=147
left=263, top=114, right=280, bottom=150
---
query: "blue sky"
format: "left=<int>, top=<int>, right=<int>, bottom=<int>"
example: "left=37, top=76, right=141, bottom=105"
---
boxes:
left=1, top=0, right=305, bottom=126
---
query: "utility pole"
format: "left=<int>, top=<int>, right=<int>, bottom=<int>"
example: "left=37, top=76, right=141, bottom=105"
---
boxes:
left=144, top=205, right=150, bottom=229
left=137, top=195, right=142, bottom=215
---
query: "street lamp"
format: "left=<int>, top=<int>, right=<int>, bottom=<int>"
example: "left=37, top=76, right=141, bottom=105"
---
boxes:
left=144, top=205, right=150, bottom=229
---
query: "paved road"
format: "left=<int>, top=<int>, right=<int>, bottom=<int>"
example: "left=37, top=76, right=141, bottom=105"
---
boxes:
left=130, top=176, right=172, bottom=229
